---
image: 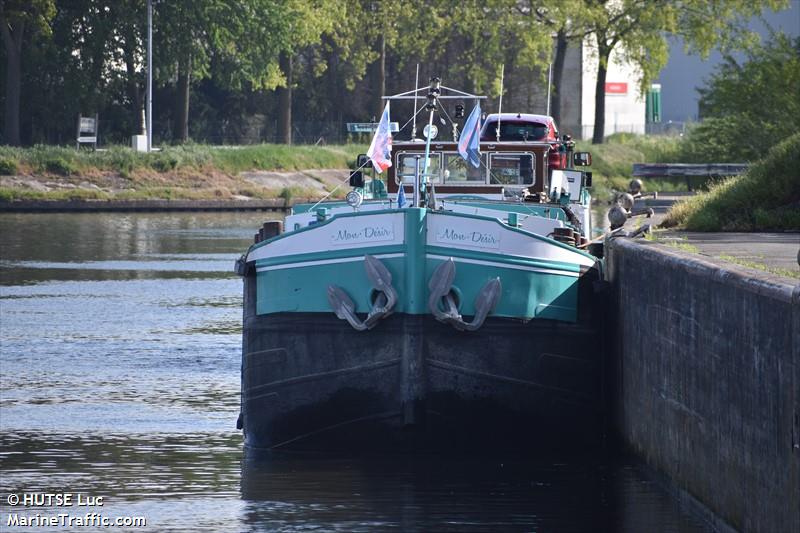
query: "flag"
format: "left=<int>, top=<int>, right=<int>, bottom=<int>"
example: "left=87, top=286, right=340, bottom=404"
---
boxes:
left=367, top=102, right=392, bottom=173
left=457, top=103, right=481, bottom=168
left=397, top=184, right=407, bottom=208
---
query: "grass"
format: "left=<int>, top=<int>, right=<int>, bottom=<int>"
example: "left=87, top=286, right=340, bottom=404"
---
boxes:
left=666, top=241, right=701, bottom=253
left=717, top=254, right=800, bottom=279
left=662, top=132, right=800, bottom=231
left=0, top=143, right=367, bottom=177
left=0, top=133, right=769, bottom=205
left=575, top=133, right=694, bottom=201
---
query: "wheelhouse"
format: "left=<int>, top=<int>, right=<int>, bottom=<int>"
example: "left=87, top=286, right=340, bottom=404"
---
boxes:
left=386, top=140, right=554, bottom=198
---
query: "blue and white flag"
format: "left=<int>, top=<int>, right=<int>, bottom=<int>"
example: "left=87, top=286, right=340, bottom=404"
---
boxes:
left=367, top=102, right=392, bottom=173
left=457, top=103, right=481, bottom=168
left=397, top=184, right=407, bottom=208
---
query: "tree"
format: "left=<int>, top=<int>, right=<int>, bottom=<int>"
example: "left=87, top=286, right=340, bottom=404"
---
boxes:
left=581, top=0, right=788, bottom=144
left=683, top=33, right=800, bottom=161
left=153, top=0, right=297, bottom=143
left=272, top=0, right=339, bottom=144
left=0, top=0, right=55, bottom=145
left=517, top=0, right=585, bottom=127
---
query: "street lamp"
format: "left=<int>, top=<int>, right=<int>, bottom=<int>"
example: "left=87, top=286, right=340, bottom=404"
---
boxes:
left=146, top=0, right=153, bottom=152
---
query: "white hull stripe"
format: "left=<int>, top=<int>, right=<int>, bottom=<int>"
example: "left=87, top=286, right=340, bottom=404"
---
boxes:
left=256, top=253, right=580, bottom=277
left=426, top=254, right=580, bottom=277
left=256, top=253, right=404, bottom=272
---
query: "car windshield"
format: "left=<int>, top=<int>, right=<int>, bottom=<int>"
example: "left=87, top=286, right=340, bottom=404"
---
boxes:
left=483, top=121, right=548, bottom=141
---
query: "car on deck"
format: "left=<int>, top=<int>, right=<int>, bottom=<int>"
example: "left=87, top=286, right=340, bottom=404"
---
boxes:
left=480, top=112, right=567, bottom=171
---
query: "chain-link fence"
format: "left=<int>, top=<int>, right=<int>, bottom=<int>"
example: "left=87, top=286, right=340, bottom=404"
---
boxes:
left=151, top=118, right=375, bottom=146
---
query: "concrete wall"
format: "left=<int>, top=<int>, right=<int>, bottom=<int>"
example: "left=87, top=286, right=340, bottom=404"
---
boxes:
left=606, top=238, right=799, bottom=533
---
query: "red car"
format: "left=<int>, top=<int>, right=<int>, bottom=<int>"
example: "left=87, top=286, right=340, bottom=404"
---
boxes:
left=480, top=113, right=567, bottom=170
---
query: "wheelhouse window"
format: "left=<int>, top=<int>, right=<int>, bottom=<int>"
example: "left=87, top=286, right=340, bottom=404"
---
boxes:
left=443, top=153, right=485, bottom=183
left=488, top=153, right=535, bottom=186
left=396, top=153, right=441, bottom=184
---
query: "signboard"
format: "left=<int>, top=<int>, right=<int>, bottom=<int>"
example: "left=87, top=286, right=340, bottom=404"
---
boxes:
left=605, top=82, right=628, bottom=95
left=76, top=114, right=98, bottom=149
left=346, top=122, right=400, bottom=134
left=79, top=118, right=96, bottom=132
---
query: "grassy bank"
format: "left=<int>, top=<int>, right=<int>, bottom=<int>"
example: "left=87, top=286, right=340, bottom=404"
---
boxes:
left=662, top=133, right=800, bottom=231
left=0, top=135, right=707, bottom=203
left=0, top=143, right=366, bottom=177
left=0, top=143, right=367, bottom=202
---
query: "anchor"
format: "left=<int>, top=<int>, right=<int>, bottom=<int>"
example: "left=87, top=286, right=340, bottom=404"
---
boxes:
left=327, top=255, right=398, bottom=331
left=428, top=258, right=502, bottom=331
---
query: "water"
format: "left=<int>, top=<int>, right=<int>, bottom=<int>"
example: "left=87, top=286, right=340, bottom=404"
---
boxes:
left=1, top=212, right=713, bottom=532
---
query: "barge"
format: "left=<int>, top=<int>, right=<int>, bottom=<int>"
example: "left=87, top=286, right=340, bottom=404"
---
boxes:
left=236, top=80, right=605, bottom=450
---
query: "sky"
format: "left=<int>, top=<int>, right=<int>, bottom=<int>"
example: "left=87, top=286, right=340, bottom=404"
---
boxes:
left=657, top=0, right=800, bottom=122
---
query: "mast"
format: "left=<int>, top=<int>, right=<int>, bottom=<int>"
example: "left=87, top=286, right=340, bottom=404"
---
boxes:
left=496, top=64, right=504, bottom=142
left=420, top=77, right=440, bottom=208
left=411, top=64, right=420, bottom=139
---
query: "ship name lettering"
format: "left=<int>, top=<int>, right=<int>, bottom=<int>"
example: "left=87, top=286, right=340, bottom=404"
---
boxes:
left=471, top=232, right=498, bottom=245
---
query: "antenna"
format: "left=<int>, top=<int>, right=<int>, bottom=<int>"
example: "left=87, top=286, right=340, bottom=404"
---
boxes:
left=496, top=64, right=504, bottom=143
left=411, top=64, right=420, bottom=139
left=546, top=62, right=552, bottom=116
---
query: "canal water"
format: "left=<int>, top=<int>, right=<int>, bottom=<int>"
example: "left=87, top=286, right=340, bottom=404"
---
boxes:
left=1, top=212, right=713, bottom=532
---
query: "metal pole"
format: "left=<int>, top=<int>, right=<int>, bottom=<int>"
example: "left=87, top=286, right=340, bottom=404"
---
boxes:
left=413, top=156, right=421, bottom=207
left=146, top=0, right=153, bottom=152
left=546, top=62, right=552, bottom=116
left=411, top=64, right=419, bottom=139
left=496, top=64, right=504, bottom=142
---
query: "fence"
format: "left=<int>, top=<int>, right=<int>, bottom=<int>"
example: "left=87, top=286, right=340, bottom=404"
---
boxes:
left=150, top=119, right=373, bottom=146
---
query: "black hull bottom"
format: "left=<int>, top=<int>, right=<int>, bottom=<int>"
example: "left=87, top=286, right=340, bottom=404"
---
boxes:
left=242, top=311, right=605, bottom=452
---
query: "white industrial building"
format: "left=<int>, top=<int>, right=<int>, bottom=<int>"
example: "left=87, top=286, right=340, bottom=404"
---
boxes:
left=557, top=37, right=648, bottom=140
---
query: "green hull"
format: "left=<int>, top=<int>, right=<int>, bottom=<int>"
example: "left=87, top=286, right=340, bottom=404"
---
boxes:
left=250, top=208, right=598, bottom=323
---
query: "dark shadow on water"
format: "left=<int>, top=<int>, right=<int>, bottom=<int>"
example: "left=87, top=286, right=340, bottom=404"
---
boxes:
left=239, top=448, right=714, bottom=533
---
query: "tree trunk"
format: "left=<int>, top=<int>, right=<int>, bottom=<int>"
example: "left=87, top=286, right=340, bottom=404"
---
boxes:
left=592, top=44, right=610, bottom=145
left=175, top=56, right=191, bottom=143
left=1, top=19, right=24, bottom=146
left=376, top=33, right=385, bottom=119
left=277, top=52, right=292, bottom=144
left=551, top=29, right=568, bottom=127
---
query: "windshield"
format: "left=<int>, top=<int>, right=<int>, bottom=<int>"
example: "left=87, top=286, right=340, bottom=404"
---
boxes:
left=482, top=121, right=548, bottom=142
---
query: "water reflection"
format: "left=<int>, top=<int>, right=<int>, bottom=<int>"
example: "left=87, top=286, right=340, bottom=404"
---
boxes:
left=0, top=212, right=711, bottom=532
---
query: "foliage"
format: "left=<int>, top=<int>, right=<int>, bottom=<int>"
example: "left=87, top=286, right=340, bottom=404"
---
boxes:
left=44, top=157, right=78, bottom=176
left=0, top=158, right=18, bottom=175
left=663, top=132, right=800, bottom=231
left=678, top=34, right=800, bottom=162
left=2, top=0, right=793, bottom=147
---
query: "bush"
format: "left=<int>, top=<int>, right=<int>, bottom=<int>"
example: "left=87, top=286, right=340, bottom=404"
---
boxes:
left=44, top=157, right=78, bottom=176
left=0, top=158, right=18, bottom=175
left=278, top=187, right=293, bottom=203
left=150, top=154, right=179, bottom=172
left=681, top=33, right=800, bottom=162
